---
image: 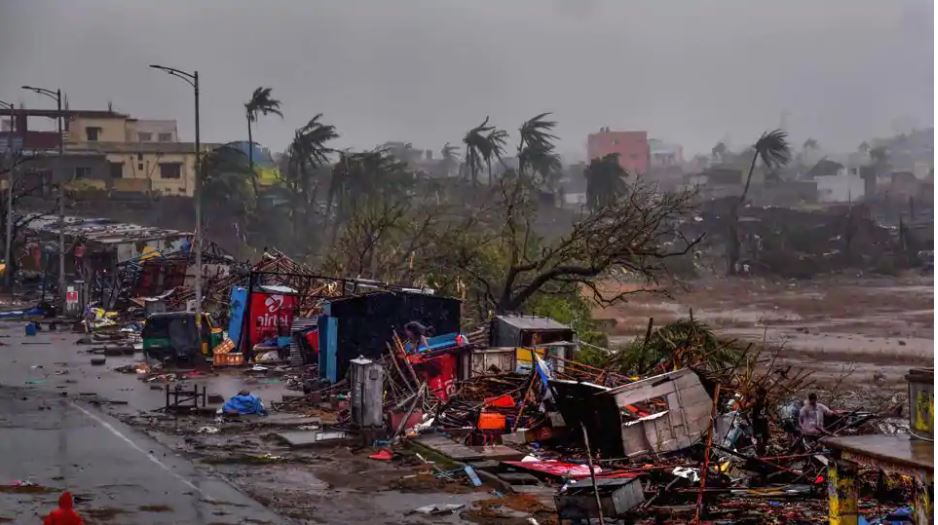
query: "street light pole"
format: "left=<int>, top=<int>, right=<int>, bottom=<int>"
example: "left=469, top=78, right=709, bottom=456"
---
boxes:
left=0, top=100, right=14, bottom=292
left=22, top=86, right=66, bottom=313
left=150, top=65, right=202, bottom=336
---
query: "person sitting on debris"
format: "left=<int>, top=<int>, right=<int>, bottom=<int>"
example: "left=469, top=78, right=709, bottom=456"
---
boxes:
left=749, top=386, right=770, bottom=455
left=44, top=490, right=84, bottom=525
left=404, top=321, right=432, bottom=352
left=798, top=392, right=834, bottom=438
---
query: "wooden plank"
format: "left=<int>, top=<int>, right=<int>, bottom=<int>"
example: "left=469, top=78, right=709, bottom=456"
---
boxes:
left=416, top=434, right=525, bottom=461
left=497, top=472, right=541, bottom=484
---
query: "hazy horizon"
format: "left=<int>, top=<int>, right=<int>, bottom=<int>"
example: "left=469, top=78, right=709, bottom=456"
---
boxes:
left=0, top=0, right=932, bottom=161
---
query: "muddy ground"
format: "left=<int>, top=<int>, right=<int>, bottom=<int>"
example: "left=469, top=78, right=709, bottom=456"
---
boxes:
left=595, top=272, right=933, bottom=392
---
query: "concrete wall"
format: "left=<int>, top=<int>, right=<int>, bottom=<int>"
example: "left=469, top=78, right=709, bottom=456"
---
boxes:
left=65, top=116, right=128, bottom=143
left=17, top=154, right=110, bottom=192
left=816, top=173, right=866, bottom=203
left=104, top=151, right=195, bottom=196
left=132, top=120, right=178, bottom=142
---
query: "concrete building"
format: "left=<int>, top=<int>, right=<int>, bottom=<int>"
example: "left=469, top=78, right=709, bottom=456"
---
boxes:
left=587, top=128, right=649, bottom=175
left=815, top=171, right=865, bottom=203
left=648, top=139, right=684, bottom=168
left=0, top=107, right=212, bottom=197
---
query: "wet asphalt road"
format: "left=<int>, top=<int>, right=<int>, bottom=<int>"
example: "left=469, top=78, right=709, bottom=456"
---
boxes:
left=0, top=320, right=285, bottom=524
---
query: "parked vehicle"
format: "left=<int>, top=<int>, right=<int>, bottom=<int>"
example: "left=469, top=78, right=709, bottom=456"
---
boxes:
left=142, top=312, right=222, bottom=362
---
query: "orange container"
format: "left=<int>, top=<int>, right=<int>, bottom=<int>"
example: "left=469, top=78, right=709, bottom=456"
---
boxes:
left=484, top=394, right=515, bottom=408
left=213, top=352, right=245, bottom=367
left=478, top=411, right=507, bottom=431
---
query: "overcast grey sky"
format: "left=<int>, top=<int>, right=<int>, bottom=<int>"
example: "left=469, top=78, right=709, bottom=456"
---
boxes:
left=0, top=0, right=932, bottom=160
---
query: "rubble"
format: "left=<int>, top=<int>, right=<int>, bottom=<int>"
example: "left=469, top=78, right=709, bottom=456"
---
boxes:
left=40, top=240, right=925, bottom=524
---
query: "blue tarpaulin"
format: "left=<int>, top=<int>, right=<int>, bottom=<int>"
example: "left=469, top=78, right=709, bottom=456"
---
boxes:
left=222, top=393, right=267, bottom=415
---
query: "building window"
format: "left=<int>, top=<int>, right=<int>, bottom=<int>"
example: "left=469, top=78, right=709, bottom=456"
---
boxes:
left=138, top=132, right=152, bottom=142
left=137, top=153, right=143, bottom=160
left=158, top=132, right=172, bottom=142
left=159, top=163, right=182, bottom=179
left=86, top=127, right=102, bottom=142
left=137, top=162, right=144, bottom=171
left=109, top=162, right=123, bottom=178
left=75, top=166, right=91, bottom=179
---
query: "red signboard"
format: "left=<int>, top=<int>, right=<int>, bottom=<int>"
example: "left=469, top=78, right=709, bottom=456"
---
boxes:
left=66, top=290, right=79, bottom=304
left=410, top=351, right=457, bottom=402
left=248, top=291, right=296, bottom=348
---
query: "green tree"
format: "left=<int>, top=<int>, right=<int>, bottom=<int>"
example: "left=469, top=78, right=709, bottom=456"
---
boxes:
left=326, top=149, right=414, bottom=241
left=244, top=87, right=283, bottom=191
left=201, top=143, right=257, bottom=249
left=711, top=141, right=727, bottom=162
left=427, top=173, right=698, bottom=313
left=727, top=129, right=791, bottom=274
left=584, top=153, right=628, bottom=211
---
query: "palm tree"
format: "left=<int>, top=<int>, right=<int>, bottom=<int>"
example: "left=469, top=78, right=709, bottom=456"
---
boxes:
left=245, top=87, right=283, bottom=190
left=584, top=153, right=628, bottom=211
left=463, top=117, right=494, bottom=185
left=285, top=114, right=339, bottom=242
left=728, top=129, right=791, bottom=274
left=803, top=138, right=819, bottom=151
left=440, top=142, right=460, bottom=178
left=518, top=113, right=560, bottom=186
left=484, top=128, right=508, bottom=185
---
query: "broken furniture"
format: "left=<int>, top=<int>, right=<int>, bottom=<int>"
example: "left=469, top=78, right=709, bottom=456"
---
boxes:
left=822, top=367, right=934, bottom=525
left=552, top=368, right=712, bottom=457
left=163, top=383, right=207, bottom=413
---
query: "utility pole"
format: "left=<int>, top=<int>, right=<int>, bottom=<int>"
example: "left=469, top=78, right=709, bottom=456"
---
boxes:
left=22, top=86, right=66, bottom=312
left=150, top=65, right=202, bottom=338
left=0, top=100, right=14, bottom=292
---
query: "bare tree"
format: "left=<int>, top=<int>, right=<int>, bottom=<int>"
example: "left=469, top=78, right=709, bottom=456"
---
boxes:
left=427, top=174, right=701, bottom=313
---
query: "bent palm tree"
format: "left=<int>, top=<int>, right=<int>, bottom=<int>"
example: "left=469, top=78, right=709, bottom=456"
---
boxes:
left=518, top=113, right=560, bottom=186
left=286, top=114, right=338, bottom=241
left=485, top=128, right=508, bottom=185
left=463, top=117, right=494, bottom=185
left=245, top=87, right=283, bottom=190
left=728, top=129, right=791, bottom=274
left=440, top=142, right=460, bottom=178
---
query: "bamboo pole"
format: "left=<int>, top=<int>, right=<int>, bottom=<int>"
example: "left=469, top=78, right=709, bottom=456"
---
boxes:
left=694, top=383, right=721, bottom=524
left=580, top=421, right=605, bottom=525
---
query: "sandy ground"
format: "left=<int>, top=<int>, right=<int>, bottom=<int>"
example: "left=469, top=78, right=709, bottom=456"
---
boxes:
left=594, top=272, right=933, bottom=389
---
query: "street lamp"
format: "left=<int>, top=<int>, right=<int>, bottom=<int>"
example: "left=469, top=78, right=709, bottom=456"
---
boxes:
left=0, top=100, right=14, bottom=291
left=22, top=85, right=66, bottom=313
left=150, top=64, right=203, bottom=335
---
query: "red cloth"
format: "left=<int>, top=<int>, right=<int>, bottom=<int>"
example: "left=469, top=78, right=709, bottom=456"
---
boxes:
left=44, top=491, right=84, bottom=525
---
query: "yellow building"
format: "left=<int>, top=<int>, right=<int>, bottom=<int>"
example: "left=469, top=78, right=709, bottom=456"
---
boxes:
left=62, top=110, right=214, bottom=196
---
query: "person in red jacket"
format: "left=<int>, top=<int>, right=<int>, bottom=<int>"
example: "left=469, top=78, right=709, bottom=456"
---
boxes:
left=44, top=491, right=84, bottom=525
